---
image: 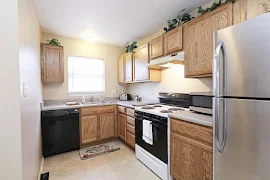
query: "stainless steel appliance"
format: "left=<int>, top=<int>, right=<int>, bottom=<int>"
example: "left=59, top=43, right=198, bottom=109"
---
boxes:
left=190, top=92, right=213, bottom=115
left=135, top=93, right=189, bottom=180
left=41, top=108, right=80, bottom=157
left=119, top=93, right=131, bottom=101
left=213, top=13, right=270, bottom=180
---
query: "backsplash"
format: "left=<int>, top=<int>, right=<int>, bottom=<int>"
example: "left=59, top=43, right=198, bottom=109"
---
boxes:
left=127, top=64, right=212, bottom=101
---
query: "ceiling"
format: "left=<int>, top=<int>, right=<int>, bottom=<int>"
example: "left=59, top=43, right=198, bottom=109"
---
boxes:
left=35, top=0, right=210, bottom=46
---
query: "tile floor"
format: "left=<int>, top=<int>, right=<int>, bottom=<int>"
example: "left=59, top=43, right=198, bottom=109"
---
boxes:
left=42, top=141, right=160, bottom=180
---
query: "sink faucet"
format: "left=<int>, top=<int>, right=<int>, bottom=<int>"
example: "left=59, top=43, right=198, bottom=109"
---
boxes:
left=90, top=96, right=94, bottom=102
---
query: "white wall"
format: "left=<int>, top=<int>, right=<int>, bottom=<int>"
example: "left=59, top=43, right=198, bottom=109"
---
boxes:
left=42, top=34, right=127, bottom=100
left=0, top=0, right=23, bottom=179
left=19, top=0, right=43, bottom=179
left=128, top=65, right=212, bottom=100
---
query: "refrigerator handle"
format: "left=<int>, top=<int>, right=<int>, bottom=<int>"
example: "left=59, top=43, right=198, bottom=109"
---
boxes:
left=215, top=98, right=227, bottom=153
left=213, top=41, right=225, bottom=97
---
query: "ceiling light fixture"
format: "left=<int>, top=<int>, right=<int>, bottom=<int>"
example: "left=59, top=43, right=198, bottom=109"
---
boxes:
left=86, top=36, right=98, bottom=43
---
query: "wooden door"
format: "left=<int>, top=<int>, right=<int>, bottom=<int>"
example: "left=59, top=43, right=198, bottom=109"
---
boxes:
left=118, top=55, right=125, bottom=83
left=184, top=3, right=232, bottom=77
left=81, top=115, right=98, bottom=144
left=41, top=44, right=64, bottom=82
left=164, top=26, right=183, bottom=55
left=118, top=113, right=126, bottom=141
left=124, top=53, right=133, bottom=82
left=170, top=132, right=213, bottom=180
left=99, top=113, right=115, bottom=139
left=149, top=36, right=164, bottom=59
left=133, top=44, right=149, bottom=81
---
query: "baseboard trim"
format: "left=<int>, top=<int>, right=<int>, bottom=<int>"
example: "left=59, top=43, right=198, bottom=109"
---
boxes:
left=37, top=157, right=44, bottom=180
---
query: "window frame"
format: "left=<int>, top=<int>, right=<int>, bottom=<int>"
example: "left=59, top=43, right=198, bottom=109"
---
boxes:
left=67, top=56, right=106, bottom=96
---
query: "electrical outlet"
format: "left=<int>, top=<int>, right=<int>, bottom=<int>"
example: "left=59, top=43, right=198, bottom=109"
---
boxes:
left=112, top=89, right=117, bottom=95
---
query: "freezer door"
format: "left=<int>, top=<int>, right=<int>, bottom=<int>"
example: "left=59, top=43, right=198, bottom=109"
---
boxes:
left=214, top=98, right=270, bottom=180
left=213, top=13, right=270, bottom=98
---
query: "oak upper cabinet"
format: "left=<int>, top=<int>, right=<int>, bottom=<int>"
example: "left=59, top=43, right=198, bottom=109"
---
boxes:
left=118, top=113, right=126, bottom=141
left=149, top=36, right=164, bottom=59
left=184, top=3, right=233, bottom=77
left=124, top=52, right=133, bottom=82
left=170, top=118, right=213, bottom=180
left=41, top=44, right=64, bottom=83
left=118, top=55, right=125, bottom=83
left=164, top=26, right=183, bottom=55
left=81, top=115, right=99, bottom=144
left=100, top=113, right=115, bottom=139
left=133, top=44, right=149, bottom=81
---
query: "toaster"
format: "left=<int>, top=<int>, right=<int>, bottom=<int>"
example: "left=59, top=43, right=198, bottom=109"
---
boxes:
left=119, top=94, right=131, bottom=101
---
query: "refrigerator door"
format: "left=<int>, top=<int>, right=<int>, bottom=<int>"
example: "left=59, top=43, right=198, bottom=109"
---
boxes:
left=213, top=13, right=270, bottom=98
left=214, top=98, right=270, bottom=180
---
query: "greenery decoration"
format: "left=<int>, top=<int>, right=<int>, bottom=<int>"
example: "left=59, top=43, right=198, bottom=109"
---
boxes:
left=164, top=13, right=194, bottom=33
left=125, top=41, right=138, bottom=53
left=198, top=0, right=236, bottom=15
left=47, top=38, right=61, bottom=47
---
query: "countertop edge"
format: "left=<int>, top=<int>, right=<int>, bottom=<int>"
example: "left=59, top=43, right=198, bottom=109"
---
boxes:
left=169, top=113, right=213, bottom=127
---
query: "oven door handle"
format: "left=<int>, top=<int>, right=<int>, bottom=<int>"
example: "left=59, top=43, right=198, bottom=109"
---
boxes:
left=151, top=123, right=166, bottom=128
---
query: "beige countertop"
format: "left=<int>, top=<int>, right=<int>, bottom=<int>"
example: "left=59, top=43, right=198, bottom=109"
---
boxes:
left=169, top=111, right=213, bottom=127
left=41, top=100, right=156, bottom=111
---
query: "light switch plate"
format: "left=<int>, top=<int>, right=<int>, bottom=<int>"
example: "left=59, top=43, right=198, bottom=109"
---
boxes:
left=112, top=89, right=117, bottom=95
left=23, top=82, right=28, bottom=97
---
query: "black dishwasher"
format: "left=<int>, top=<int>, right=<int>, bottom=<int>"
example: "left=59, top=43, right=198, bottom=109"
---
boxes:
left=41, top=108, right=80, bottom=157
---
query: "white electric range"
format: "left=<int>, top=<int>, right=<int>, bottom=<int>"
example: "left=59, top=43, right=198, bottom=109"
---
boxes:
left=134, top=93, right=190, bottom=180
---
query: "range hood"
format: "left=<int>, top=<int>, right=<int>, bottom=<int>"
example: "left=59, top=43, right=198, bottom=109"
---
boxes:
left=147, top=51, right=184, bottom=69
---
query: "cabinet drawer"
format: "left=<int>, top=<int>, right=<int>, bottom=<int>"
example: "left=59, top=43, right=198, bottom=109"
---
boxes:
left=127, top=116, right=135, bottom=126
left=127, top=124, right=135, bottom=135
left=126, top=132, right=135, bottom=148
left=81, top=106, right=114, bottom=116
left=126, top=108, right=135, bottom=117
left=171, top=118, right=212, bottom=145
left=118, top=106, right=126, bottom=114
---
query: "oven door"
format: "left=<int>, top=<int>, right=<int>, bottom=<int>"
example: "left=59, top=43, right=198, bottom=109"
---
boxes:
left=135, top=115, right=168, bottom=164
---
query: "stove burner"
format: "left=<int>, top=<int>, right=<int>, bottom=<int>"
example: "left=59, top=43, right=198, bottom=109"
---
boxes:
left=141, top=106, right=155, bottom=110
left=160, top=110, right=173, bottom=113
left=168, top=108, right=185, bottom=111
left=152, top=105, right=163, bottom=107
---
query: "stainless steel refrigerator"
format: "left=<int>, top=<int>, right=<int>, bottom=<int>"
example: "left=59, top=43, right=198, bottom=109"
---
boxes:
left=213, top=13, right=270, bottom=180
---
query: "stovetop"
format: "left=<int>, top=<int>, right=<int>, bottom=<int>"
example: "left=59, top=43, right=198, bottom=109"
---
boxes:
left=135, top=104, right=189, bottom=118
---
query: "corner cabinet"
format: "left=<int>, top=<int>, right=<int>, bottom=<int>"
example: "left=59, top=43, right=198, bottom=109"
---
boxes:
left=184, top=3, right=233, bottom=78
left=149, top=36, right=164, bottom=59
left=164, top=26, right=183, bottom=55
left=124, top=52, right=133, bottom=83
left=41, top=44, right=64, bottom=83
left=118, top=55, right=125, bottom=83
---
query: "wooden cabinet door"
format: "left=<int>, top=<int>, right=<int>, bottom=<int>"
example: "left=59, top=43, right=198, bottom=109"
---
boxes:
left=118, top=113, right=126, bottom=141
left=133, top=44, right=149, bottom=81
left=184, top=3, right=232, bottom=77
left=149, top=36, right=164, bottom=59
left=124, top=53, right=133, bottom=82
left=247, top=0, right=267, bottom=20
left=99, top=113, right=115, bottom=139
left=41, top=44, right=64, bottom=82
left=164, top=26, right=183, bottom=55
left=118, top=55, right=125, bottom=83
left=81, top=115, right=98, bottom=144
left=170, top=132, right=213, bottom=180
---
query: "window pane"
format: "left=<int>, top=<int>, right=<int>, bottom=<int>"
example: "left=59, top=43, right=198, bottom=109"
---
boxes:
left=68, top=56, right=105, bottom=94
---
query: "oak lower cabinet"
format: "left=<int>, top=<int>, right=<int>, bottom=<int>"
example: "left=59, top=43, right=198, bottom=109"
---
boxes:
left=164, top=26, right=183, bottom=55
left=184, top=3, right=233, bottom=78
left=118, top=106, right=136, bottom=149
left=41, top=43, right=64, bottom=83
left=80, top=106, right=115, bottom=146
left=118, top=112, right=126, bottom=141
left=170, top=118, right=213, bottom=180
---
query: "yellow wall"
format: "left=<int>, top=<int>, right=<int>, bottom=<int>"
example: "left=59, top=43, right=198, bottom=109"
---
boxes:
left=42, top=34, right=127, bottom=100
left=19, top=0, right=43, bottom=179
